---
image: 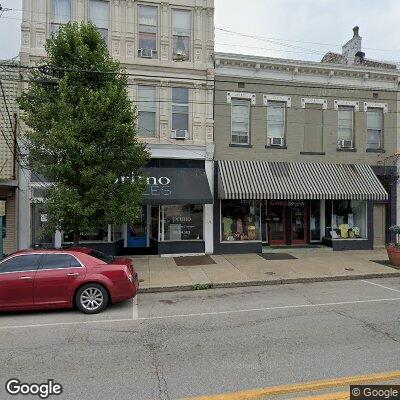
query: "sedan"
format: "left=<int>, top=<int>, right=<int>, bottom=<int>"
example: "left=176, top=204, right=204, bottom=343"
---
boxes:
left=0, top=247, right=139, bottom=314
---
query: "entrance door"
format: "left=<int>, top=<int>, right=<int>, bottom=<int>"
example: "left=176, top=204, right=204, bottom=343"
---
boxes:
left=127, top=206, right=148, bottom=248
left=373, top=204, right=386, bottom=247
left=291, top=206, right=307, bottom=244
left=268, top=205, right=286, bottom=245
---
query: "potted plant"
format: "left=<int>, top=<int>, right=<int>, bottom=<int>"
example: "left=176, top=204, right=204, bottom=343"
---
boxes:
left=387, top=226, right=400, bottom=266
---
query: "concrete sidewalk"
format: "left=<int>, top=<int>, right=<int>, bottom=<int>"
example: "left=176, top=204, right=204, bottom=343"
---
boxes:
left=130, top=248, right=400, bottom=293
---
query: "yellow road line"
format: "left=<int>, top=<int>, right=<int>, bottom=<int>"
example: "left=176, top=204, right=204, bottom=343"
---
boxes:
left=183, top=371, right=400, bottom=400
left=293, top=391, right=349, bottom=400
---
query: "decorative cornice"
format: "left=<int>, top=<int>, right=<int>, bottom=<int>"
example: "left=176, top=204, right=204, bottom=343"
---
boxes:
left=227, top=92, right=256, bottom=105
left=363, top=102, right=388, bottom=113
left=301, top=98, right=328, bottom=109
left=334, top=100, right=360, bottom=111
left=263, top=95, right=291, bottom=107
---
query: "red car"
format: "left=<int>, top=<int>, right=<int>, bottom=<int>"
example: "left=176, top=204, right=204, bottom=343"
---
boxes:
left=0, top=247, right=139, bottom=314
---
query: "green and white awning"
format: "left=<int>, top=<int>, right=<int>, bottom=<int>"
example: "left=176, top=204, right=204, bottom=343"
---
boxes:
left=218, top=160, right=388, bottom=201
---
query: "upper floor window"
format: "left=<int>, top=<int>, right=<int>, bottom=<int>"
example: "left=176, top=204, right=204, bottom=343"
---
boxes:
left=89, top=0, right=109, bottom=42
left=138, top=5, right=158, bottom=59
left=367, top=108, right=383, bottom=150
left=337, top=106, right=354, bottom=149
left=172, top=87, right=189, bottom=139
left=231, top=99, right=250, bottom=145
left=51, top=0, right=72, bottom=34
left=267, top=101, right=285, bottom=147
left=172, top=9, right=191, bottom=61
left=138, top=85, right=157, bottom=138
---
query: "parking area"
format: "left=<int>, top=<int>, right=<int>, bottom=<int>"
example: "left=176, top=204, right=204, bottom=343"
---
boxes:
left=0, top=297, right=138, bottom=330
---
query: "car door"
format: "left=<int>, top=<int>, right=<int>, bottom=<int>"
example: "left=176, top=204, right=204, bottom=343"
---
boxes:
left=34, top=253, right=86, bottom=306
left=0, top=254, right=41, bottom=309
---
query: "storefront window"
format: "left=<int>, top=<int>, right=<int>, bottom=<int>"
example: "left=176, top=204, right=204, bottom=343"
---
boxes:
left=325, top=200, right=367, bottom=239
left=221, top=200, right=261, bottom=241
left=162, top=204, right=203, bottom=241
left=32, top=204, right=53, bottom=247
left=310, top=200, right=321, bottom=241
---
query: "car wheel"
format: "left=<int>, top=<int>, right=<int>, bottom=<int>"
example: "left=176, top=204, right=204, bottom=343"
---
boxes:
left=76, top=283, right=109, bottom=314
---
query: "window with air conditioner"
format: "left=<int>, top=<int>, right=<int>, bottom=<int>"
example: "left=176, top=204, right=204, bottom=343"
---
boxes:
left=138, top=85, right=157, bottom=138
left=231, top=99, right=250, bottom=145
left=367, top=108, right=383, bottom=150
left=89, top=0, right=109, bottom=43
left=51, top=0, right=71, bottom=35
left=338, top=106, right=354, bottom=149
left=171, top=88, right=189, bottom=139
left=138, top=5, right=158, bottom=59
left=172, top=9, right=191, bottom=61
left=267, top=101, right=285, bottom=147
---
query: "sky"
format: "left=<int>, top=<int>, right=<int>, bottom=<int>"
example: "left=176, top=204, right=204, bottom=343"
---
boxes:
left=1, top=0, right=400, bottom=64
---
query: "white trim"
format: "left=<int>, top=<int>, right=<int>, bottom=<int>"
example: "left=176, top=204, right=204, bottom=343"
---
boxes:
left=263, top=95, right=291, bottom=108
left=301, top=98, right=328, bottom=110
left=364, top=102, right=388, bottom=113
left=334, top=100, right=359, bottom=111
left=227, top=91, right=256, bottom=105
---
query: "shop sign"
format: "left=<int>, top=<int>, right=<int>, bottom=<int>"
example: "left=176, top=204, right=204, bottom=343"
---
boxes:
left=270, top=200, right=305, bottom=207
left=118, top=175, right=173, bottom=197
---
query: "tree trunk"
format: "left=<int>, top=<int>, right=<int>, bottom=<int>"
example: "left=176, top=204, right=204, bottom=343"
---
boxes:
left=73, top=231, right=80, bottom=245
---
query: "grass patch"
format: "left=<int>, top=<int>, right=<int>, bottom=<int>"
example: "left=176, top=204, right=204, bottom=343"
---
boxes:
left=192, top=283, right=214, bottom=290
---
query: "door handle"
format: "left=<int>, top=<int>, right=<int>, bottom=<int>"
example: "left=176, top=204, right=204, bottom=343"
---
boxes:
left=19, top=276, right=32, bottom=280
left=67, top=272, right=79, bottom=277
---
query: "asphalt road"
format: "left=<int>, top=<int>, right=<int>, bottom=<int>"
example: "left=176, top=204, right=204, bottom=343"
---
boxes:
left=1, top=277, right=400, bottom=400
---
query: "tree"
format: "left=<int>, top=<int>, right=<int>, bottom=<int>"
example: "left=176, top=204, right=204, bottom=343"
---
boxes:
left=19, top=23, right=149, bottom=244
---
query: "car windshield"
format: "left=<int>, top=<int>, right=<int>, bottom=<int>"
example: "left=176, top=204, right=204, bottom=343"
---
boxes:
left=88, top=249, right=115, bottom=264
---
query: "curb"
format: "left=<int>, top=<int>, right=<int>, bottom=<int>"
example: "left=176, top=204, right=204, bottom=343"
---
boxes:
left=138, top=271, right=400, bottom=293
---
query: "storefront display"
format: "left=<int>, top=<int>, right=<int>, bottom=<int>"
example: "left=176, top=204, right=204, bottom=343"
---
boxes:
left=325, top=200, right=367, bottom=239
left=221, top=200, right=261, bottom=241
left=162, top=204, right=203, bottom=241
left=309, top=200, right=321, bottom=241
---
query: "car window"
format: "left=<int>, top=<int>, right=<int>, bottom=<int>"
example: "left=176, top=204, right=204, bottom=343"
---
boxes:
left=0, top=254, right=41, bottom=273
left=88, top=249, right=114, bottom=264
left=39, top=254, right=82, bottom=270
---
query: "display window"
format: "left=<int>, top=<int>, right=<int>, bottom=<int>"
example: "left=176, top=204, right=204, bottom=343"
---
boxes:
left=310, top=200, right=321, bottom=241
left=221, top=200, right=261, bottom=242
left=161, top=204, right=203, bottom=241
left=325, top=200, right=367, bottom=239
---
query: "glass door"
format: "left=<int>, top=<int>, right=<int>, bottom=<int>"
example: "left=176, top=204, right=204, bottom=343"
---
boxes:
left=127, top=206, right=148, bottom=248
left=291, top=206, right=307, bottom=244
left=268, top=204, right=286, bottom=245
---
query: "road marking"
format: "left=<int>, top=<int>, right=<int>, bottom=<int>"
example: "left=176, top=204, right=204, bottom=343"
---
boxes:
left=0, top=296, right=400, bottom=330
left=291, top=392, right=349, bottom=400
left=132, top=296, right=138, bottom=320
left=362, top=280, right=400, bottom=294
left=182, top=371, right=400, bottom=400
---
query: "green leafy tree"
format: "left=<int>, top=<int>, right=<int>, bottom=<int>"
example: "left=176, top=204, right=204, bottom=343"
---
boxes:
left=19, top=23, right=149, bottom=244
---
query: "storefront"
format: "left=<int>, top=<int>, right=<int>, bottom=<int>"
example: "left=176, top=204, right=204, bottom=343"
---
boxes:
left=214, top=160, right=390, bottom=253
left=125, top=162, right=213, bottom=255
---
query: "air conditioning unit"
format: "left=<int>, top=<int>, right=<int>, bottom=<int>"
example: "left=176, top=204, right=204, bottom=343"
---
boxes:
left=269, top=137, right=285, bottom=147
left=339, top=139, right=353, bottom=149
left=138, top=48, right=156, bottom=59
left=171, top=129, right=189, bottom=140
left=173, top=50, right=189, bottom=61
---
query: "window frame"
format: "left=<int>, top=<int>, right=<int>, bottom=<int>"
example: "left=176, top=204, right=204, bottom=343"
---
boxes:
left=171, top=87, right=190, bottom=136
left=50, top=0, right=72, bottom=35
left=38, top=253, right=84, bottom=270
left=88, top=0, right=110, bottom=43
left=366, top=107, right=384, bottom=150
left=230, top=98, right=251, bottom=146
left=171, top=8, right=192, bottom=61
left=266, top=101, right=286, bottom=146
left=337, top=105, right=355, bottom=148
left=137, top=3, right=158, bottom=59
left=0, top=254, right=42, bottom=274
left=137, top=84, right=158, bottom=138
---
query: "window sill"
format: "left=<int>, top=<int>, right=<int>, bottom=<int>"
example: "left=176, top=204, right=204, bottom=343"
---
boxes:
left=337, top=148, right=356, bottom=152
left=265, top=145, right=287, bottom=149
left=300, top=151, right=325, bottom=155
left=366, top=148, right=385, bottom=153
left=229, top=143, right=253, bottom=148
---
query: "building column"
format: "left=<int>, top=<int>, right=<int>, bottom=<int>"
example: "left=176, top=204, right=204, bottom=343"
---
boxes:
left=54, top=230, right=62, bottom=249
left=204, top=144, right=214, bottom=254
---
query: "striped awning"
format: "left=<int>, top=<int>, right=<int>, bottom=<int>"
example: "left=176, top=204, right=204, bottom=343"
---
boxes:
left=218, top=160, right=388, bottom=201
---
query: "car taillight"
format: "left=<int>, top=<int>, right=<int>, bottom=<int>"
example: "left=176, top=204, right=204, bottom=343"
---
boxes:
left=124, top=267, right=133, bottom=282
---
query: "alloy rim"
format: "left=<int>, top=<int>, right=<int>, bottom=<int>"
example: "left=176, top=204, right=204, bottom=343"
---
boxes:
left=80, top=288, right=104, bottom=311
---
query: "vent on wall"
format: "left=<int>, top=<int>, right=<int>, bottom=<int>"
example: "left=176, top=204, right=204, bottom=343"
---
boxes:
left=238, top=82, right=245, bottom=89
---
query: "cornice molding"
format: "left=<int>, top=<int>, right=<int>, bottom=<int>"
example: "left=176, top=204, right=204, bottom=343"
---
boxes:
left=334, top=100, right=360, bottom=111
left=363, top=102, right=388, bottom=113
left=301, top=98, right=328, bottom=110
left=227, top=91, right=256, bottom=105
left=263, top=94, right=291, bottom=107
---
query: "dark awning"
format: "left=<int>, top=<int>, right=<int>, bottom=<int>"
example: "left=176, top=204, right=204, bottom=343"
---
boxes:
left=141, top=168, right=213, bottom=205
left=218, top=160, right=388, bottom=201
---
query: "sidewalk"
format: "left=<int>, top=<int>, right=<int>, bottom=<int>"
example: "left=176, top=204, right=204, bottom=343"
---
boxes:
left=130, top=248, right=400, bottom=293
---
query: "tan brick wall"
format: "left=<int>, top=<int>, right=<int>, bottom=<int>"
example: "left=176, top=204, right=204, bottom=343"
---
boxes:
left=0, top=188, right=17, bottom=255
left=215, top=78, right=398, bottom=165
